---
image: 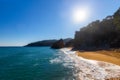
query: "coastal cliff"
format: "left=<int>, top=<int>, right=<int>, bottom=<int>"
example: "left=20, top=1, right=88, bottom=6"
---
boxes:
left=74, top=8, right=120, bottom=50
left=25, top=8, right=120, bottom=50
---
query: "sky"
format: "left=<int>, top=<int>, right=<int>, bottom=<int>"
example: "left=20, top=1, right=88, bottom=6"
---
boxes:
left=0, top=0, right=120, bottom=46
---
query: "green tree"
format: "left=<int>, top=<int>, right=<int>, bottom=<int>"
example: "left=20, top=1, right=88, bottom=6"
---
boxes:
left=113, top=8, right=120, bottom=30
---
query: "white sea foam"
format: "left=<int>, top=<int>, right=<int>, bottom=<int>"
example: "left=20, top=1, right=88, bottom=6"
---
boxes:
left=50, top=48, right=120, bottom=80
left=50, top=57, right=63, bottom=64
left=63, top=48, right=120, bottom=80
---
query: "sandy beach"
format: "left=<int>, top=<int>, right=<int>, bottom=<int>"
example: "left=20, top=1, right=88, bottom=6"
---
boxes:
left=60, top=48, right=120, bottom=80
left=76, top=51, right=120, bottom=66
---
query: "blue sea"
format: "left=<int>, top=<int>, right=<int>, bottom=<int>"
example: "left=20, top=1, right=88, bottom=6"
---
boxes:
left=0, top=47, right=76, bottom=80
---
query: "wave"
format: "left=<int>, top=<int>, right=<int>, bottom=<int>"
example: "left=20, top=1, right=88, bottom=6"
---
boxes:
left=50, top=48, right=120, bottom=80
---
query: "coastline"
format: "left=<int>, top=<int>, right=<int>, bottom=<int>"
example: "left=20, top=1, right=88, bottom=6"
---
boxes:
left=76, top=51, right=120, bottom=66
left=60, top=48, right=120, bottom=80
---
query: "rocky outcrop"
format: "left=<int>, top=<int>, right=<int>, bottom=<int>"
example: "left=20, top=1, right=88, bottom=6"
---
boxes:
left=25, top=38, right=72, bottom=47
left=74, top=8, right=120, bottom=50
left=65, top=39, right=74, bottom=47
left=51, top=39, right=65, bottom=49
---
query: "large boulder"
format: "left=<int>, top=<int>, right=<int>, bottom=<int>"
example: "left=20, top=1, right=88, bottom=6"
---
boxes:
left=51, top=39, right=64, bottom=49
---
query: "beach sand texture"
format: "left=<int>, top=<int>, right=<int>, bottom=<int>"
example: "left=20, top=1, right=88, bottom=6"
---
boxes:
left=61, top=48, right=120, bottom=80
left=76, top=51, right=120, bottom=66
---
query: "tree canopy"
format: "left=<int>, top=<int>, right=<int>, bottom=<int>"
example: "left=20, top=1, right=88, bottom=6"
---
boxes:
left=74, top=8, right=120, bottom=50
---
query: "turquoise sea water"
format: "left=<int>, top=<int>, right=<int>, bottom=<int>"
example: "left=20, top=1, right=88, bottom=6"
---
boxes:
left=0, top=47, right=74, bottom=80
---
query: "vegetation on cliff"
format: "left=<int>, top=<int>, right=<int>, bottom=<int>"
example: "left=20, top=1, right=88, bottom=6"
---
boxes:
left=25, top=8, right=120, bottom=50
left=74, top=8, right=120, bottom=50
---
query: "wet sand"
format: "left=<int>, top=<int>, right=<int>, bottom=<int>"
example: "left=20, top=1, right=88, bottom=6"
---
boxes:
left=61, top=48, right=120, bottom=80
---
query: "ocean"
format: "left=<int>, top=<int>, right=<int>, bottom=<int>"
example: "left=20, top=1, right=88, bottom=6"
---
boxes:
left=0, top=47, right=75, bottom=80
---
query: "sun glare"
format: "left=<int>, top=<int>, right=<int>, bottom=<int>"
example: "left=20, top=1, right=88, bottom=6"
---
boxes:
left=71, top=7, right=89, bottom=24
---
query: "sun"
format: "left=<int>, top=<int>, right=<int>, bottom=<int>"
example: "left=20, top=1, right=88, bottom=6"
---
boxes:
left=71, top=7, right=89, bottom=24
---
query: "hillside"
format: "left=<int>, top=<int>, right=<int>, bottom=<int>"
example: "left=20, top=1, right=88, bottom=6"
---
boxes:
left=25, top=38, right=73, bottom=47
left=74, top=8, right=120, bottom=50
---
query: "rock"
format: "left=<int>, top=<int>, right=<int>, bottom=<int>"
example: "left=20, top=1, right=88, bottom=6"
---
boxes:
left=65, top=39, right=74, bottom=47
left=51, top=39, right=65, bottom=49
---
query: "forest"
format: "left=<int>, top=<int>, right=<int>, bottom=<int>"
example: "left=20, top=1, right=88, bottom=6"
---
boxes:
left=74, top=8, right=120, bottom=50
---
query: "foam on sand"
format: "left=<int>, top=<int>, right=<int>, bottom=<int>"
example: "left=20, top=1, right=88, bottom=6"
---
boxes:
left=60, top=48, right=120, bottom=80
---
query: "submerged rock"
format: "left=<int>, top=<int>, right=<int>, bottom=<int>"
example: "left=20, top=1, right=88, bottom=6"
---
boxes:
left=51, top=39, right=64, bottom=49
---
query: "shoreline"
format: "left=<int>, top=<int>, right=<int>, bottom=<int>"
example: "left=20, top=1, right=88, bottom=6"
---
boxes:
left=76, top=50, right=120, bottom=66
left=60, top=48, right=120, bottom=80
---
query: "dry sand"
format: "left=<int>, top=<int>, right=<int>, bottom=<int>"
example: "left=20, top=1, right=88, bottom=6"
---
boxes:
left=76, top=50, right=120, bottom=66
left=60, top=48, right=120, bottom=80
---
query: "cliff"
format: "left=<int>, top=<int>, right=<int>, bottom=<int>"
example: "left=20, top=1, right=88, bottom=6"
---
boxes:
left=74, top=8, right=120, bottom=50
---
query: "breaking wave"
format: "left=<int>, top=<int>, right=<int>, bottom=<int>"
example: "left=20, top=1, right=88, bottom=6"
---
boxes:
left=50, top=48, right=120, bottom=80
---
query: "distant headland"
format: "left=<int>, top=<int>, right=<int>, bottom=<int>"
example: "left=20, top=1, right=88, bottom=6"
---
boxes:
left=25, top=38, right=73, bottom=48
left=25, top=8, right=120, bottom=50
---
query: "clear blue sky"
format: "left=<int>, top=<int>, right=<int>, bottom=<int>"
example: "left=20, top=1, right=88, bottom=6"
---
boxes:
left=0, top=0, right=120, bottom=46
